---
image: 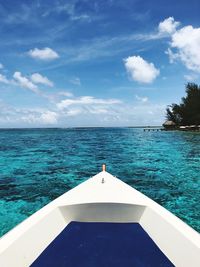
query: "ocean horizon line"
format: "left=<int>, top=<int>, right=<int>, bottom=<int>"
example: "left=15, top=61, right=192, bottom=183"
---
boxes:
left=0, top=126, right=163, bottom=130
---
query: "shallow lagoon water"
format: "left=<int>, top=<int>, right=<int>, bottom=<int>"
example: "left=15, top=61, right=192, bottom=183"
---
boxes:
left=0, top=128, right=200, bottom=236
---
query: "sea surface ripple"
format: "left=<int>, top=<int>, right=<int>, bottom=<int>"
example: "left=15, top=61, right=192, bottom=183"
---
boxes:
left=0, top=128, right=200, bottom=236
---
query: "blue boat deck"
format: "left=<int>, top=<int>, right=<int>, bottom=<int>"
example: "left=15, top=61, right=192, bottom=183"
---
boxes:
left=31, top=222, right=174, bottom=267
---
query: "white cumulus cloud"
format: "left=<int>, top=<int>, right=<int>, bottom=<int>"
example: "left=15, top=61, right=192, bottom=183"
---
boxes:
left=169, top=25, right=200, bottom=73
left=158, top=17, right=180, bottom=35
left=13, top=72, right=39, bottom=93
left=0, top=63, right=4, bottom=69
left=28, top=47, right=59, bottom=60
left=124, top=56, right=160, bottom=84
left=31, top=73, right=54, bottom=87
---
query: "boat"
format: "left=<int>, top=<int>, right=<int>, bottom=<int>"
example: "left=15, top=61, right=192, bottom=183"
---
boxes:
left=0, top=165, right=200, bottom=266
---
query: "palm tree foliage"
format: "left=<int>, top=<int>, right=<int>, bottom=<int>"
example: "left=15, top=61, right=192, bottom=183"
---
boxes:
left=166, top=83, right=200, bottom=125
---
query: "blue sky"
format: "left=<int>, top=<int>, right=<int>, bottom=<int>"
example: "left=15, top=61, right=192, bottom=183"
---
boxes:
left=0, top=0, right=200, bottom=127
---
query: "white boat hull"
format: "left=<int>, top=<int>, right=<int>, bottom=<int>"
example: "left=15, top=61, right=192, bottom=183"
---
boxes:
left=0, top=171, right=200, bottom=266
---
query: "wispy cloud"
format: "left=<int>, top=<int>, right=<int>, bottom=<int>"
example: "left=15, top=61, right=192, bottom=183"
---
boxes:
left=2, top=3, right=33, bottom=25
left=135, top=95, right=148, bottom=103
left=35, top=33, right=158, bottom=73
left=42, top=2, right=94, bottom=22
left=13, top=72, right=39, bottom=93
left=58, top=91, right=74, bottom=97
left=184, top=73, right=198, bottom=81
left=0, top=74, right=10, bottom=84
left=69, top=77, right=81, bottom=86
left=57, top=96, right=122, bottom=110
left=31, top=73, right=54, bottom=87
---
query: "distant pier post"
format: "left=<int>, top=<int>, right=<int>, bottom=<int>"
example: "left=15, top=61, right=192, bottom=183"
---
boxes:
left=143, top=127, right=162, bottom=132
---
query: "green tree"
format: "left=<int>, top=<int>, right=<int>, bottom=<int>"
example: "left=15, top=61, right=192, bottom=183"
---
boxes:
left=166, top=83, right=200, bottom=125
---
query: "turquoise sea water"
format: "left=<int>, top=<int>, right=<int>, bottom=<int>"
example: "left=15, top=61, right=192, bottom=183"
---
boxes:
left=0, top=128, right=200, bottom=237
